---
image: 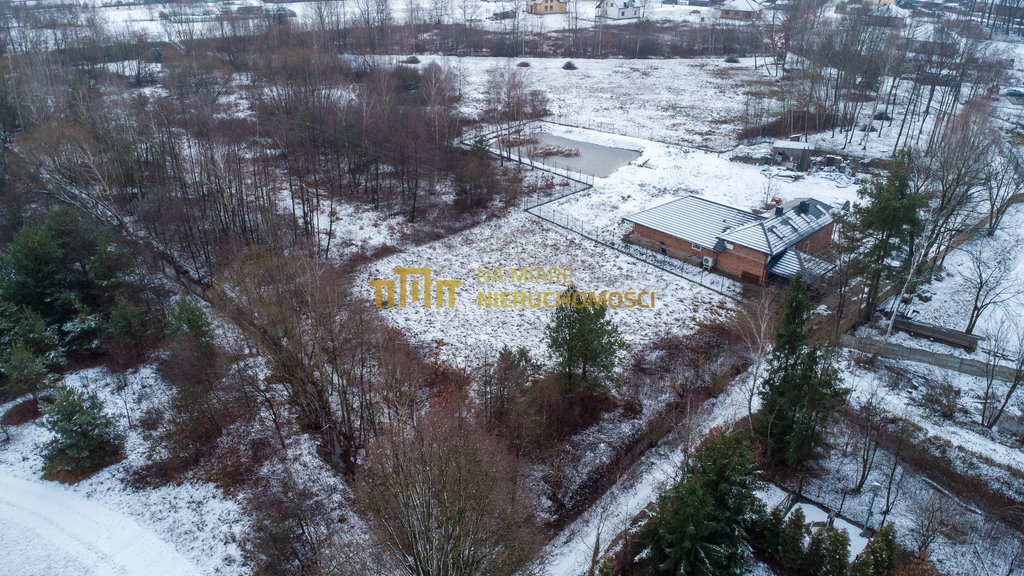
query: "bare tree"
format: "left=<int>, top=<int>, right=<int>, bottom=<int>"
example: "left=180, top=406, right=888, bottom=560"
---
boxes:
left=356, top=406, right=543, bottom=576
left=981, top=319, right=1024, bottom=429
left=909, top=490, right=967, bottom=557
left=958, top=239, right=1023, bottom=335
left=984, top=139, right=1024, bottom=236
left=731, top=287, right=779, bottom=429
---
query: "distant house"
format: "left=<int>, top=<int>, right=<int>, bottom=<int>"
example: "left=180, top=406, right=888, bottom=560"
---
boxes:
left=862, top=0, right=896, bottom=5
left=867, top=3, right=909, bottom=26
left=687, top=0, right=717, bottom=6
left=623, top=195, right=841, bottom=285
left=597, top=0, right=644, bottom=19
left=717, top=0, right=762, bottom=20
left=526, top=0, right=569, bottom=15
left=772, top=140, right=815, bottom=171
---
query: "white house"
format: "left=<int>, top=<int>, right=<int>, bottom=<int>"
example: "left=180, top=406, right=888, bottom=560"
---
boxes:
left=596, top=0, right=644, bottom=19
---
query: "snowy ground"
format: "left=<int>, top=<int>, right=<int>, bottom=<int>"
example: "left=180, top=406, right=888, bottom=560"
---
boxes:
left=412, top=54, right=778, bottom=150
left=866, top=203, right=1024, bottom=362
left=362, top=124, right=861, bottom=366
left=38, top=0, right=729, bottom=44
left=0, top=366, right=249, bottom=576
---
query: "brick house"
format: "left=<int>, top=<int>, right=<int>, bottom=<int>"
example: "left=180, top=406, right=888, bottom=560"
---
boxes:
left=623, top=195, right=840, bottom=285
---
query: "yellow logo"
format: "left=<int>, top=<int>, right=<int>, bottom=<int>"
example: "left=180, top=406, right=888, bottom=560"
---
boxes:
left=369, top=267, right=462, bottom=309
left=370, top=266, right=655, bottom=311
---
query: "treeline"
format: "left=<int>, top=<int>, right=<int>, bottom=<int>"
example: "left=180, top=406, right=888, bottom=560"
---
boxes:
left=738, top=2, right=1008, bottom=152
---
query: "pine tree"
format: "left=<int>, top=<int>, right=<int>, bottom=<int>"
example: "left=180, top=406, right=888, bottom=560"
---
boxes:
left=641, top=432, right=761, bottom=576
left=777, top=507, right=807, bottom=572
left=41, top=385, right=125, bottom=478
left=849, top=149, right=925, bottom=320
left=757, top=275, right=846, bottom=467
left=816, top=528, right=851, bottom=576
left=165, top=296, right=214, bottom=346
left=546, top=286, right=624, bottom=390
left=0, top=341, right=54, bottom=400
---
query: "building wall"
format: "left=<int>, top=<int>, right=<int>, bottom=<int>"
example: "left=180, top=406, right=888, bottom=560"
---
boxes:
left=628, top=224, right=717, bottom=262
left=719, top=9, right=756, bottom=20
left=717, top=243, right=769, bottom=284
left=628, top=224, right=771, bottom=285
left=527, top=0, right=568, bottom=14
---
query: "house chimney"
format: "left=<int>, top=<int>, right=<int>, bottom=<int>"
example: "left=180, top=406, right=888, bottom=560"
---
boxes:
left=775, top=206, right=784, bottom=216
left=799, top=200, right=809, bottom=214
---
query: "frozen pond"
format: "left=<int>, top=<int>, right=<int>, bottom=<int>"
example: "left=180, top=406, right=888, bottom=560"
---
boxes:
left=516, top=132, right=642, bottom=178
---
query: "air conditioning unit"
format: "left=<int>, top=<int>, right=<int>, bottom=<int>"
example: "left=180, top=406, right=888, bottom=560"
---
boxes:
left=702, top=256, right=715, bottom=269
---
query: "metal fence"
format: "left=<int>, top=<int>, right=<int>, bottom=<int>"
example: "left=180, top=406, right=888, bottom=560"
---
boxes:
left=462, top=120, right=741, bottom=300
left=527, top=203, right=741, bottom=299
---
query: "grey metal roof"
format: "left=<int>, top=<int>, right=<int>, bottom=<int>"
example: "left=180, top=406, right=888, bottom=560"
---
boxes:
left=768, top=249, right=833, bottom=282
left=622, top=195, right=760, bottom=251
left=718, top=198, right=834, bottom=257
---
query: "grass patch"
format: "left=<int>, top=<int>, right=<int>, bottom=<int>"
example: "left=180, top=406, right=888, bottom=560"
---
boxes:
left=1, top=397, right=45, bottom=425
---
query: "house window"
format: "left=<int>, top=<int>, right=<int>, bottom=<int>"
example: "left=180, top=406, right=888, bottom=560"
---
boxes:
left=620, top=9, right=625, bottom=15
left=725, top=242, right=734, bottom=250
left=692, top=243, right=702, bottom=251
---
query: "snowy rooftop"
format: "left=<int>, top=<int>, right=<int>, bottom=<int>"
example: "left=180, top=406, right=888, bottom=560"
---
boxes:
left=719, top=0, right=763, bottom=11
left=719, top=198, right=835, bottom=257
left=622, top=195, right=760, bottom=250
left=768, top=248, right=833, bottom=282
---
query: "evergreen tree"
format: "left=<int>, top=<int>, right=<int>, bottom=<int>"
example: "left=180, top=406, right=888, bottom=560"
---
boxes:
left=40, top=385, right=125, bottom=477
left=165, top=297, right=214, bottom=346
left=850, top=524, right=898, bottom=576
left=758, top=506, right=787, bottom=560
left=546, top=286, right=624, bottom=390
left=777, top=507, right=807, bottom=572
left=0, top=341, right=54, bottom=400
left=641, top=432, right=761, bottom=576
left=849, top=149, right=925, bottom=320
left=0, top=222, right=71, bottom=323
left=808, top=528, right=851, bottom=576
left=757, top=275, right=846, bottom=467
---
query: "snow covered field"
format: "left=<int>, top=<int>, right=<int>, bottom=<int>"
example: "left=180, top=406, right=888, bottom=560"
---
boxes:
left=0, top=367, right=249, bottom=576
left=364, top=123, right=861, bottom=366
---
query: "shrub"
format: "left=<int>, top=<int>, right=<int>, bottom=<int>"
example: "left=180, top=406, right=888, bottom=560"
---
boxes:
left=41, top=385, right=124, bottom=480
left=725, top=56, right=741, bottom=63
left=165, top=297, right=214, bottom=345
left=517, top=61, right=531, bottom=67
left=0, top=341, right=55, bottom=400
left=401, top=55, right=421, bottom=64
left=562, top=61, right=577, bottom=70
left=922, top=379, right=959, bottom=419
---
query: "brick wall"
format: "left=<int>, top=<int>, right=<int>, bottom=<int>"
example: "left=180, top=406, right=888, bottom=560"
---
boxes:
left=630, top=224, right=770, bottom=284
left=717, top=243, right=769, bottom=285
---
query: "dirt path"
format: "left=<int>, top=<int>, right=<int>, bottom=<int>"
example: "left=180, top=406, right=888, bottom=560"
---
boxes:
left=0, top=472, right=202, bottom=576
